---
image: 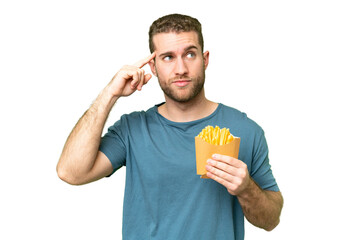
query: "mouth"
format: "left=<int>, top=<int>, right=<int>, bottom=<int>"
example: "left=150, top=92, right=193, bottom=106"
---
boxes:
left=173, top=79, right=191, bottom=87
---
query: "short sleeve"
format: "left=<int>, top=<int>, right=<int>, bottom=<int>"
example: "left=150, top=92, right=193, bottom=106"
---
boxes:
left=99, top=118, right=127, bottom=175
left=250, top=130, right=279, bottom=192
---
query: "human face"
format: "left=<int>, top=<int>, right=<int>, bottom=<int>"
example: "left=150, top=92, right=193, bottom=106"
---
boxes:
left=149, top=31, right=209, bottom=103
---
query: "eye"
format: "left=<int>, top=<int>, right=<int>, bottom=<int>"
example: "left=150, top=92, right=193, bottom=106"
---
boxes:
left=163, top=55, right=173, bottom=61
left=186, top=52, right=195, bottom=58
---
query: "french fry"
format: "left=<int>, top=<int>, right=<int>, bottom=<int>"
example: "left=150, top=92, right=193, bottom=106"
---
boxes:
left=197, top=125, right=234, bottom=145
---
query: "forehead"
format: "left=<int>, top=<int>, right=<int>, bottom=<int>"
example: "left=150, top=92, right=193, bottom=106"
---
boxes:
left=152, top=31, right=200, bottom=53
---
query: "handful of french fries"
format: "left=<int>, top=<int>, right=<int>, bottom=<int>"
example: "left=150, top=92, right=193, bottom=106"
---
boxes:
left=197, top=125, right=234, bottom=145
left=195, top=125, right=241, bottom=178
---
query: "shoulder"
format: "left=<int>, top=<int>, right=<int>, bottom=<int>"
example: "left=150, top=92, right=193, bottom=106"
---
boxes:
left=219, top=104, right=247, bottom=119
left=220, top=104, right=263, bottom=129
left=215, top=105, right=264, bottom=142
left=109, top=105, right=158, bottom=134
left=115, top=105, right=156, bottom=123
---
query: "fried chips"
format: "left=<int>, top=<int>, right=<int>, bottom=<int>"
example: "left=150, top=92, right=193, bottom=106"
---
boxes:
left=197, top=125, right=234, bottom=145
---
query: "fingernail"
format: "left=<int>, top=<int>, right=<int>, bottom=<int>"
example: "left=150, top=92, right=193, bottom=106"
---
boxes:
left=212, top=154, right=219, bottom=159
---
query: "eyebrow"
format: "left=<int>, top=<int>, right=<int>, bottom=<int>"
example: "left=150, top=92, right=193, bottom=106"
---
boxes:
left=158, top=45, right=198, bottom=58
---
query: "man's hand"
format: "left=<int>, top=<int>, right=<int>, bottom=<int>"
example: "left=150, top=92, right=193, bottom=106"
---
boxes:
left=206, top=154, right=283, bottom=231
left=206, top=154, right=250, bottom=196
left=107, top=52, right=156, bottom=98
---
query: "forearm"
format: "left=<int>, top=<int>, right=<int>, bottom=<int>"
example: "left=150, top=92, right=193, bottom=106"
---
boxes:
left=57, top=53, right=155, bottom=184
left=237, top=179, right=283, bottom=231
left=57, top=86, right=118, bottom=183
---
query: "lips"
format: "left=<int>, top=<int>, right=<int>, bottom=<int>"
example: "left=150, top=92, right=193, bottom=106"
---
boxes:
left=173, top=79, right=191, bottom=87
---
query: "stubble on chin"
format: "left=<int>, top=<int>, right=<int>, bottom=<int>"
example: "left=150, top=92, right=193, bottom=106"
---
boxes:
left=158, top=73, right=205, bottom=103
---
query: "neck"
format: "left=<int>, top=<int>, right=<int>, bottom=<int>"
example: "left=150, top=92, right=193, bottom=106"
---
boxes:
left=158, top=90, right=218, bottom=122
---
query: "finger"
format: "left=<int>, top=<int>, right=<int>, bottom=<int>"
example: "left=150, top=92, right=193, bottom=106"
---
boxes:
left=206, top=170, right=235, bottom=191
left=129, top=68, right=145, bottom=89
left=138, top=72, right=153, bottom=90
left=144, top=73, right=152, bottom=84
left=130, top=70, right=140, bottom=89
left=207, top=159, right=238, bottom=176
left=133, top=52, right=156, bottom=68
left=137, top=69, right=145, bottom=91
left=206, top=161, right=235, bottom=182
left=211, top=154, right=243, bottom=168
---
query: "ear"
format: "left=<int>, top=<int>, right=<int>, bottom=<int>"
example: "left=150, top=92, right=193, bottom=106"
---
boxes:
left=203, top=51, right=210, bottom=70
left=148, top=59, right=157, bottom=76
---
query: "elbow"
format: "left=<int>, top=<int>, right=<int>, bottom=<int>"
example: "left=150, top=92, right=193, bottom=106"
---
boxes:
left=56, top=164, right=82, bottom=186
left=264, top=218, right=280, bottom=232
left=264, top=191, right=283, bottom=231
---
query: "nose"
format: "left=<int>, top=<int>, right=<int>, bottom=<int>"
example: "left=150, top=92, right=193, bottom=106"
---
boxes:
left=174, top=57, right=189, bottom=76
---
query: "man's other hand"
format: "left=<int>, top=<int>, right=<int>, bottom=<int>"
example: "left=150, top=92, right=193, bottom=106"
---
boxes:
left=107, top=52, right=156, bottom=98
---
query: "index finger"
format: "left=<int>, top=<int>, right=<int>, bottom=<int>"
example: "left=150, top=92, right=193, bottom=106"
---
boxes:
left=133, top=52, right=156, bottom=68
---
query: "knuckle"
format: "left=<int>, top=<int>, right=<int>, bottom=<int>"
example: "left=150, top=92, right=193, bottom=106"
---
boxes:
left=218, top=170, right=225, bottom=178
left=136, top=68, right=143, bottom=75
left=239, top=168, right=248, bottom=178
left=223, top=164, right=230, bottom=172
left=229, top=184, right=237, bottom=193
left=227, top=157, right=234, bottom=164
left=211, top=161, right=218, bottom=168
left=212, top=167, right=220, bottom=176
left=243, top=163, right=248, bottom=170
left=234, top=178, right=242, bottom=187
left=212, top=174, right=219, bottom=182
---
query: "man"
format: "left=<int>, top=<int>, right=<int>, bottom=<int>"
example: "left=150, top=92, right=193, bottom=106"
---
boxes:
left=57, top=13, right=283, bottom=239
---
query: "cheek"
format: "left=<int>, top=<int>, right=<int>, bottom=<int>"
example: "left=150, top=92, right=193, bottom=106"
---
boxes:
left=155, top=63, right=172, bottom=78
left=188, top=61, right=203, bottom=74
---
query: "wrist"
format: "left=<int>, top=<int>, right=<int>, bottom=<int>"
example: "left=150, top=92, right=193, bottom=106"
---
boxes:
left=237, top=177, right=260, bottom=200
left=90, top=86, right=119, bottom=116
left=102, top=85, right=120, bottom=105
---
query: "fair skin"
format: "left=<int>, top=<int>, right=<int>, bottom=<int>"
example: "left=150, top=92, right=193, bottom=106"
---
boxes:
left=149, top=32, right=217, bottom=122
left=57, top=31, right=282, bottom=231
left=206, top=154, right=283, bottom=231
left=56, top=53, right=156, bottom=184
